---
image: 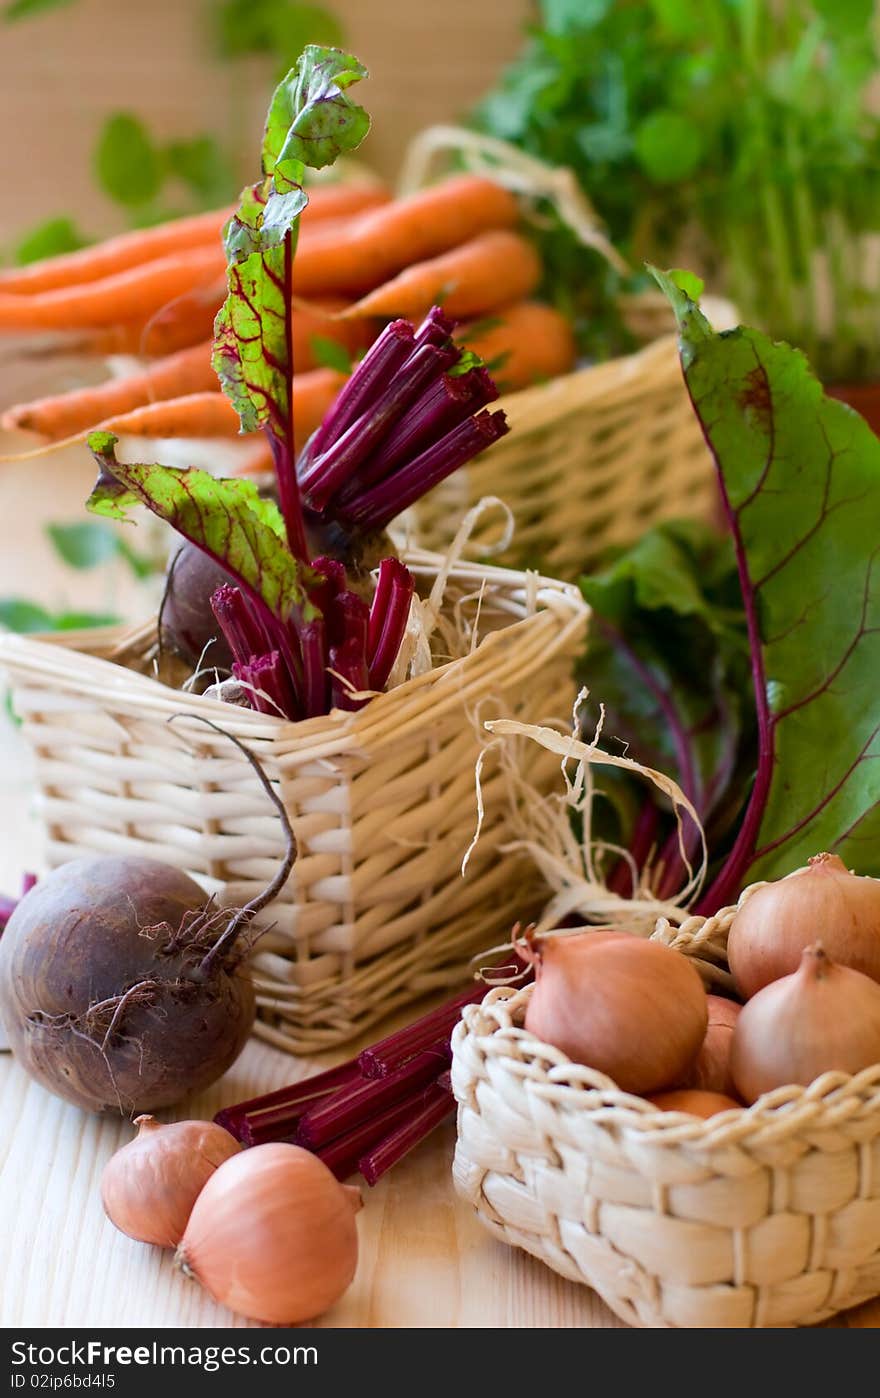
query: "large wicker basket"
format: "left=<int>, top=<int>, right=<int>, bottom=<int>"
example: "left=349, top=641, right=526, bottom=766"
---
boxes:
left=401, top=127, right=731, bottom=579
left=451, top=906, right=880, bottom=1328
left=0, top=550, right=587, bottom=1054
left=414, top=334, right=721, bottom=578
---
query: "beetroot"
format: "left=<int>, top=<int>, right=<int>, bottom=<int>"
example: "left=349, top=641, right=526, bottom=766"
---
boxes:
left=161, top=520, right=393, bottom=674
left=161, top=545, right=235, bottom=672
left=0, top=722, right=295, bottom=1115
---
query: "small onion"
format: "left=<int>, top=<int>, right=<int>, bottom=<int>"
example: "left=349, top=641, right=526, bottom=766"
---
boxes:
left=648, top=1089, right=742, bottom=1119
left=728, top=852, right=880, bottom=999
left=101, top=1115, right=241, bottom=1248
left=522, top=929, right=708, bottom=1095
left=688, top=995, right=741, bottom=1095
left=177, top=1142, right=361, bottom=1324
left=730, top=943, right=880, bottom=1104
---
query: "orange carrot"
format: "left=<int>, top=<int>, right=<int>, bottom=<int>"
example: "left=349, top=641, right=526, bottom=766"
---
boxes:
left=1, top=308, right=372, bottom=440
left=456, top=301, right=576, bottom=391
left=96, top=369, right=346, bottom=449
left=301, top=181, right=389, bottom=223
left=0, top=208, right=233, bottom=298
left=341, top=231, right=542, bottom=321
left=0, top=245, right=226, bottom=332
left=0, top=184, right=388, bottom=298
left=290, top=174, right=519, bottom=296
left=1, top=341, right=218, bottom=440
left=135, top=278, right=227, bottom=357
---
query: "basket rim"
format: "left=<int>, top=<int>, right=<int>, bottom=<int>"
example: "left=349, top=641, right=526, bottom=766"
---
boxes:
left=0, top=546, right=589, bottom=749
left=452, top=913, right=880, bottom=1149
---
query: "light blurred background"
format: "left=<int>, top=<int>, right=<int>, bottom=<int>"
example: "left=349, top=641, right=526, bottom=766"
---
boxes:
left=0, top=0, right=529, bottom=617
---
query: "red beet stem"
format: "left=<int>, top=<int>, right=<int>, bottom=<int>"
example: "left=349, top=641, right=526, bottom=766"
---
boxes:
left=358, top=1084, right=456, bottom=1186
left=368, top=568, right=415, bottom=691
left=297, top=1043, right=451, bottom=1149
left=357, top=982, right=487, bottom=1079
left=315, top=1094, right=416, bottom=1180
left=340, top=409, right=509, bottom=533
left=308, top=319, right=414, bottom=459
left=213, top=1058, right=362, bottom=1140
left=301, top=344, right=456, bottom=512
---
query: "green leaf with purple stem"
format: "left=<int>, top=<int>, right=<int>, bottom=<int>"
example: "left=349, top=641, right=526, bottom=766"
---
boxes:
left=212, top=46, right=369, bottom=553
left=85, top=432, right=310, bottom=625
left=653, top=267, right=880, bottom=906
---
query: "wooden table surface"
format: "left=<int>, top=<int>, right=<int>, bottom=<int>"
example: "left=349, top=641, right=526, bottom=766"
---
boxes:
left=0, top=440, right=878, bottom=1330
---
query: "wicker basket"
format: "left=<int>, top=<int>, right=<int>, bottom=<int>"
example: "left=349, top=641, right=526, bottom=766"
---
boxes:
left=451, top=906, right=880, bottom=1328
left=0, top=550, right=587, bottom=1054
left=400, top=126, right=731, bottom=579
left=413, top=334, right=721, bottom=579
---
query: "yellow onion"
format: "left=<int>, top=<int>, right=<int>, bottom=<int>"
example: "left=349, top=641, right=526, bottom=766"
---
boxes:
left=101, top=1115, right=241, bottom=1247
left=522, top=929, right=707, bottom=1095
left=731, top=944, right=880, bottom=1104
left=176, top=1142, right=361, bottom=1324
left=688, top=995, right=741, bottom=1095
left=648, top=1089, right=742, bottom=1119
left=728, top=853, right=880, bottom=999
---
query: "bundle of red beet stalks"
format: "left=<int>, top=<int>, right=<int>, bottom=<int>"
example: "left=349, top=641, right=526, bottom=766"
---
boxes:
left=215, top=972, right=518, bottom=1185
left=206, top=307, right=507, bottom=724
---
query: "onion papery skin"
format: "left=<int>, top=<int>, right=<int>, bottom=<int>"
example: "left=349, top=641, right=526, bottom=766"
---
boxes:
left=730, top=945, right=880, bottom=1104
left=177, top=1143, right=361, bottom=1324
left=688, top=995, right=741, bottom=1095
left=101, top=1115, right=242, bottom=1248
left=523, top=929, right=708, bottom=1095
left=728, top=853, right=880, bottom=999
left=648, top=1089, right=742, bottom=1119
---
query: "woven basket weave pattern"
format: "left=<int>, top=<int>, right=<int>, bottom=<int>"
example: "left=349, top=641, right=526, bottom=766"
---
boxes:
left=415, top=335, right=719, bottom=580
left=1, top=554, right=588, bottom=1053
left=451, top=910, right=880, bottom=1328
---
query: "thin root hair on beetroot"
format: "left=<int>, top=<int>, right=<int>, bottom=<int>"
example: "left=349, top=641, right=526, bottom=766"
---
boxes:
left=0, top=719, right=297, bottom=1115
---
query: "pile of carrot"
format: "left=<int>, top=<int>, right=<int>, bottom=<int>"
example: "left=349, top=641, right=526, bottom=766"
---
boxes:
left=0, top=173, right=576, bottom=450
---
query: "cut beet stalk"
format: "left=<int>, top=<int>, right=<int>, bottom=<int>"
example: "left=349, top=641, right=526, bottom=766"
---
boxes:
left=358, top=1083, right=456, bottom=1186
left=339, top=409, right=509, bottom=533
left=348, top=367, right=498, bottom=497
left=357, top=983, right=488, bottom=1079
left=307, top=319, right=414, bottom=460
left=300, top=619, right=328, bottom=718
left=212, top=1105, right=249, bottom=1142
left=301, top=344, right=457, bottom=512
left=368, top=568, right=415, bottom=691
left=315, top=1094, right=416, bottom=1181
left=413, top=306, right=456, bottom=348
left=297, top=1043, right=451, bottom=1149
left=367, top=556, right=399, bottom=659
left=234, top=651, right=297, bottom=719
left=213, top=1057, right=362, bottom=1138
left=211, top=583, right=273, bottom=667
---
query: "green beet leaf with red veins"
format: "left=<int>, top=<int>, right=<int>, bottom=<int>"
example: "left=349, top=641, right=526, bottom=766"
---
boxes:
left=85, top=45, right=509, bottom=722
left=578, top=269, right=880, bottom=914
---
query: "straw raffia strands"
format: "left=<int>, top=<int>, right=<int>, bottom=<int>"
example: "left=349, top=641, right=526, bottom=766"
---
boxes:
left=451, top=903, right=880, bottom=1329
left=0, top=551, right=587, bottom=1053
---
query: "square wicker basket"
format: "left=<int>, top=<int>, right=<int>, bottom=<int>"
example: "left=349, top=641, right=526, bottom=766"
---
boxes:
left=0, top=550, right=588, bottom=1053
left=451, top=906, right=880, bottom=1329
